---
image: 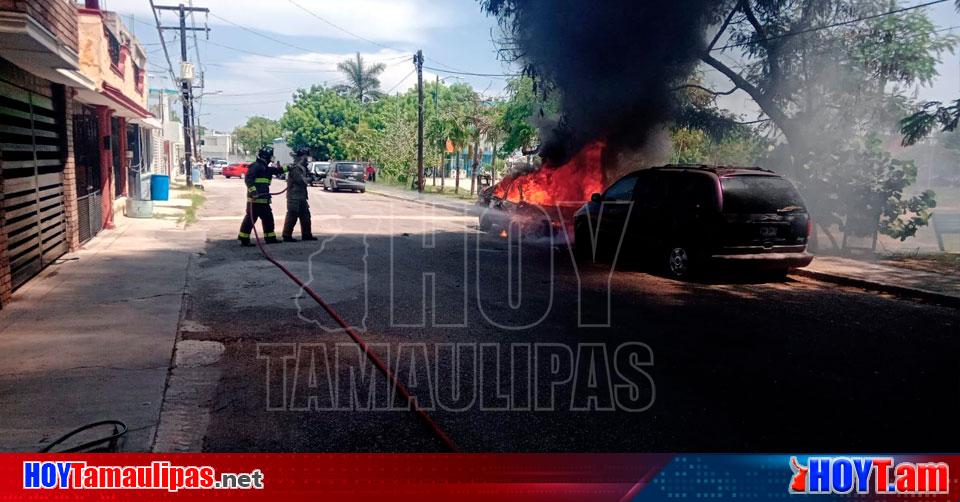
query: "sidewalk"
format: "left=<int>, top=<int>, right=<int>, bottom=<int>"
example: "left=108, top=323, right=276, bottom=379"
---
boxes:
left=794, top=255, right=959, bottom=308
left=0, top=185, right=205, bottom=452
left=365, top=181, right=482, bottom=215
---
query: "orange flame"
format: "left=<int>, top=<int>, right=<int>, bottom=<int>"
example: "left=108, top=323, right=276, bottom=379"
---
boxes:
left=496, top=142, right=605, bottom=206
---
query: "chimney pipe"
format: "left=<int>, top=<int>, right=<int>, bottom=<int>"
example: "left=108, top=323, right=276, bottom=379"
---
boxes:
left=85, top=0, right=100, bottom=10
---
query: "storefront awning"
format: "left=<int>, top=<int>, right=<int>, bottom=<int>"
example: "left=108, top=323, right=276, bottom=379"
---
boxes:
left=75, top=83, right=155, bottom=122
left=131, top=116, right=162, bottom=129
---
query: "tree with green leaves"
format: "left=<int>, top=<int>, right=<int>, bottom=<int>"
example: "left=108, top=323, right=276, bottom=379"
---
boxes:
left=336, top=52, right=386, bottom=104
left=279, top=86, right=359, bottom=161
left=700, top=0, right=953, bottom=250
left=233, top=116, right=281, bottom=156
left=368, top=93, right=418, bottom=182
left=496, top=76, right=545, bottom=157
left=901, top=1, right=960, bottom=144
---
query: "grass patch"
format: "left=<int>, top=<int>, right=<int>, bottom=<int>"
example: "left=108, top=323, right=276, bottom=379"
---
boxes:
left=178, top=190, right=206, bottom=226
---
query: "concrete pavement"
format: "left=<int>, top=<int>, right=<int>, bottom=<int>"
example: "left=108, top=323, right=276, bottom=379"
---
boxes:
left=172, top=178, right=960, bottom=452
left=2, top=175, right=957, bottom=453
left=0, top=185, right=205, bottom=452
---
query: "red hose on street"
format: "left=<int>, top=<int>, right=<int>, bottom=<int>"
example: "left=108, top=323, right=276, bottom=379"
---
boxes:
left=246, top=197, right=458, bottom=452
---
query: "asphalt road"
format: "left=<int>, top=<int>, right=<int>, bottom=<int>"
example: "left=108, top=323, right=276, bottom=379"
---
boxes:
left=177, top=177, right=960, bottom=452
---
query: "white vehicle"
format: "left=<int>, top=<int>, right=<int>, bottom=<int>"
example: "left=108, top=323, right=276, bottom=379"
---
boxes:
left=210, top=159, right=228, bottom=175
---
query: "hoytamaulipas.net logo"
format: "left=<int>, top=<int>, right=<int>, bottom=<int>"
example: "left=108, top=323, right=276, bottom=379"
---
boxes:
left=789, top=456, right=949, bottom=495
left=23, top=461, right=264, bottom=492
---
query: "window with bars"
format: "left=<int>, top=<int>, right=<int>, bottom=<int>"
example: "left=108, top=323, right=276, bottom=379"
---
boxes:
left=107, top=30, right=121, bottom=69
left=134, top=62, right=144, bottom=93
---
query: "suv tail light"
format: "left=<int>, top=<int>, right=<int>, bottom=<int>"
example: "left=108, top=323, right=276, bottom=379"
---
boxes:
left=806, top=217, right=813, bottom=237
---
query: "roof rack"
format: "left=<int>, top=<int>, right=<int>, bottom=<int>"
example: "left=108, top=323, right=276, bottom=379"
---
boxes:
left=654, top=164, right=775, bottom=174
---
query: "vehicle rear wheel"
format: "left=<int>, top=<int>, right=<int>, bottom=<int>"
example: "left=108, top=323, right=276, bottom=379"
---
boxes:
left=574, top=223, right=593, bottom=262
left=666, top=245, right=695, bottom=279
left=360, top=188, right=365, bottom=193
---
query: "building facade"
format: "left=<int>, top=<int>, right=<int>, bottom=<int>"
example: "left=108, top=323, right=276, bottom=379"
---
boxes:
left=0, top=0, right=156, bottom=307
left=201, top=131, right=234, bottom=162
left=148, top=88, right=184, bottom=177
left=74, top=2, right=158, bottom=234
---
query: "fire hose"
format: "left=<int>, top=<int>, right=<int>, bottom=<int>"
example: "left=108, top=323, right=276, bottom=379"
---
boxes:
left=246, top=192, right=459, bottom=453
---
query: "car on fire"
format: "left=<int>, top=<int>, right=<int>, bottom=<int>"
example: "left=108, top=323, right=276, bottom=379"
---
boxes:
left=307, top=161, right=330, bottom=187
left=222, top=162, right=250, bottom=179
left=478, top=176, right=580, bottom=239
left=573, top=165, right=814, bottom=278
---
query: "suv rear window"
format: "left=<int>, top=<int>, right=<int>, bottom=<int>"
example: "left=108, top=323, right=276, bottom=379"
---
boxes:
left=720, top=175, right=804, bottom=214
left=336, top=163, right=363, bottom=173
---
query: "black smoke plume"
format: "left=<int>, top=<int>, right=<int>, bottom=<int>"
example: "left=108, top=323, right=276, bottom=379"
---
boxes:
left=483, top=0, right=723, bottom=165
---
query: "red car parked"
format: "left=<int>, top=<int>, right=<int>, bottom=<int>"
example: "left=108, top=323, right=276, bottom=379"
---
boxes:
left=222, top=162, right=250, bottom=179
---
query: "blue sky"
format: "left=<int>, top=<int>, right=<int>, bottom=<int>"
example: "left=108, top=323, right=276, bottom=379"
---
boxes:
left=108, top=0, right=960, bottom=132
left=112, top=0, right=512, bottom=131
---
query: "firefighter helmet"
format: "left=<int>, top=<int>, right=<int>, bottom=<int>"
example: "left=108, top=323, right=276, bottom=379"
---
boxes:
left=256, top=146, right=274, bottom=163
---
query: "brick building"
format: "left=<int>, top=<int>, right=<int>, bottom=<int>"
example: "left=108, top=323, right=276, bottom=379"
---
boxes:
left=0, top=0, right=156, bottom=307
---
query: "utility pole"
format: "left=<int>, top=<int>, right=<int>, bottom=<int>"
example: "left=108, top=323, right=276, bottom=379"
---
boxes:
left=414, top=50, right=424, bottom=193
left=154, top=3, right=209, bottom=187
left=433, top=74, right=439, bottom=189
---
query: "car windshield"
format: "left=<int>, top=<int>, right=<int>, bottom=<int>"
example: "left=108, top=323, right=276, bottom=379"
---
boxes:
left=720, top=175, right=805, bottom=214
left=336, top=163, right=363, bottom=173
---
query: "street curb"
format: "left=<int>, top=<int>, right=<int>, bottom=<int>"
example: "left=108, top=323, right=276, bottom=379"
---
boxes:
left=790, top=268, right=960, bottom=309
left=365, top=187, right=481, bottom=215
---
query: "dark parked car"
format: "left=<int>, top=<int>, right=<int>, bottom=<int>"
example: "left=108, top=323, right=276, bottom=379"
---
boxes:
left=324, top=162, right=366, bottom=193
left=573, top=165, right=814, bottom=278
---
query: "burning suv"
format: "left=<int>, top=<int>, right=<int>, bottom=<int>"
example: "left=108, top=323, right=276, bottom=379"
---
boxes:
left=573, top=165, right=814, bottom=278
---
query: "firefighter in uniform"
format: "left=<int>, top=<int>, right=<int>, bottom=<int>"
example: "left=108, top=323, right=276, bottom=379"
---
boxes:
left=238, top=146, right=286, bottom=246
left=282, top=146, right=317, bottom=242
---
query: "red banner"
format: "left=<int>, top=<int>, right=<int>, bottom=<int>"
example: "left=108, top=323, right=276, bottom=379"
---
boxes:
left=0, top=453, right=671, bottom=501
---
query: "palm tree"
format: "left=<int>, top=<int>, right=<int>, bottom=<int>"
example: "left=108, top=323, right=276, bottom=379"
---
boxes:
left=336, top=52, right=385, bottom=104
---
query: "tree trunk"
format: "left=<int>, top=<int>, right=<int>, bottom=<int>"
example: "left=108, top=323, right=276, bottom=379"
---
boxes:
left=454, top=147, right=461, bottom=194
left=439, top=153, right=446, bottom=192
left=471, top=138, right=480, bottom=196
left=491, top=144, right=498, bottom=183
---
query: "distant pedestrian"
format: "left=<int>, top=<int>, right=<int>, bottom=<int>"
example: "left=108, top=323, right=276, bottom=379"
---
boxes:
left=281, top=147, right=317, bottom=242
left=365, top=163, right=376, bottom=182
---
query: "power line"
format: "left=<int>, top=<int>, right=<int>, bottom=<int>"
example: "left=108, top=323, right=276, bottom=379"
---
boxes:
left=208, top=12, right=316, bottom=53
left=422, top=65, right=518, bottom=78
left=188, top=0, right=205, bottom=79
left=385, top=68, right=417, bottom=94
left=203, top=98, right=292, bottom=106
left=147, top=0, right=178, bottom=84
left=210, top=88, right=300, bottom=97
left=205, top=40, right=342, bottom=70
left=286, top=0, right=405, bottom=52
left=712, top=0, right=950, bottom=51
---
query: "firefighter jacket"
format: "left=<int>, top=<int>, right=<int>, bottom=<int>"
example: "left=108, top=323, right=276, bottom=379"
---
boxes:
left=286, top=162, right=309, bottom=205
left=245, top=159, right=286, bottom=204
